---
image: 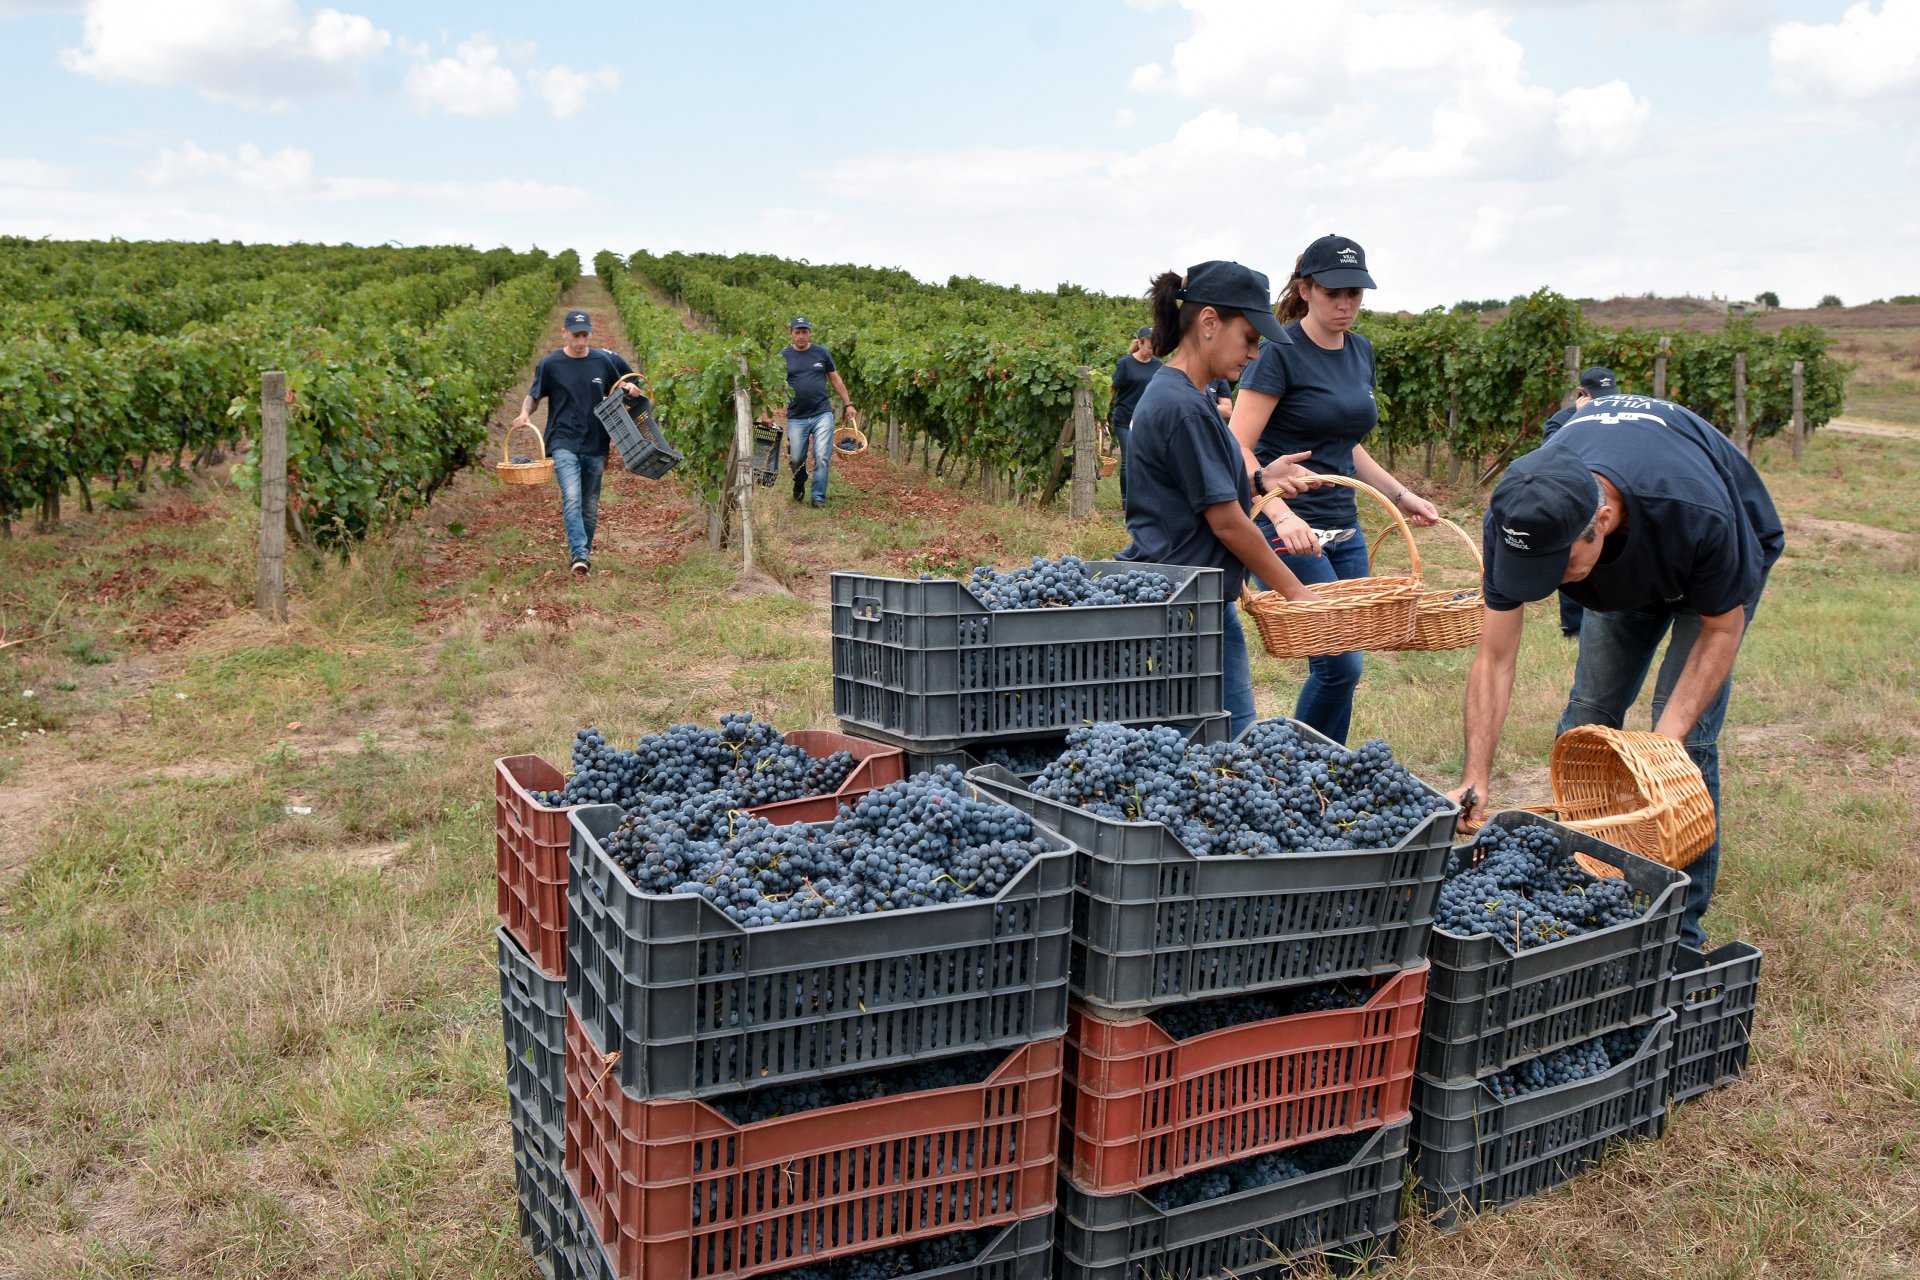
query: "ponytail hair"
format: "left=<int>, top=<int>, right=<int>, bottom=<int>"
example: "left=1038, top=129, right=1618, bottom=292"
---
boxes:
left=1273, top=253, right=1310, bottom=326
left=1146, top=270, right=1221, bottom=358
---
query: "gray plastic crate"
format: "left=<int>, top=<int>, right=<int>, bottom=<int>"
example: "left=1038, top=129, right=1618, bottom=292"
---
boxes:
left=898, top=714, right=1230, bottom=781
left=498, top=926, right=567, bottom=1267
left=970, top=718, right=1456, bottom=1016
left=565, top=792, right=1074, bottom=1098
left=593, top=389, right=681, bottom=478
left=1056, top=1122, right=1407, bottom=1280
left=1412, top=1009, right=1673, bottom=1230
left=1420, top=811, right=1688, bottom=1082
left=831, top=562, right=1224, bottom=752
left=1669, top=940, right=1761, bottom=1103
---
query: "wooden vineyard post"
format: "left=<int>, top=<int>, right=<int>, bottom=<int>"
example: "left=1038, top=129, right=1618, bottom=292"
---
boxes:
left=734, top=359, right=755, bottom=575
left=887, top=411, right=901, bottom=461
left=1070, top=366, right=1098, bottom=520
left=1446, top=400, right=1461, bottom=485
left=1654, top=337, right=1670, bottom=399
left=256, top=370, right=289, bottom=622
left=1563, top=345, right=1581, bottom=409
left=1791, top=360, right=1806, bottom=460
left=1733, top=352, right=1750, bottom=456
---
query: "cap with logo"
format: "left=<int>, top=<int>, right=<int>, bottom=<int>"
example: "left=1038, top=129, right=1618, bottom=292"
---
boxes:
left=1483, top=448, right=1603, bottom=603
left=1578, top=366, right=1618, bottom=398
left=789, top=316, right=811, bottom=331
left=1178, top=261, right=1288, bottom=345
left=563, top=310, right=592, bottom=334
left=1135, top=325, right=1152, bottom=340
left=1296, top=234, right=1377, bottom=290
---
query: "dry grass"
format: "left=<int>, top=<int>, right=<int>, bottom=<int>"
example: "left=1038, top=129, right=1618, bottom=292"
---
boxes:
left=0, top=318, right=1915, bottom=1278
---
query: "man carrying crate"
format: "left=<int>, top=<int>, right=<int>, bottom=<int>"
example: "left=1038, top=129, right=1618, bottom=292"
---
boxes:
left=782, top=317, right=856, bottom=508
left=512, top=309, right=639, bottom=574
left=1449, top=395, right=1784, bottom=947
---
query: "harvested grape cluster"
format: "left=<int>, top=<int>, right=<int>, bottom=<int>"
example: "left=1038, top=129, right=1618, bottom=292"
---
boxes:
left=708, top=1048, right=1007, bottom=1124
left=1150, top=978, right=1375, bottom=1041
left=1027, top=719, right=1448, bottom=855
left=1436, top=824, right=1649, bottom=952
left=599, top=766, right=1047, bottom=926
left=1484, top=1025, right=1648, bottom=1100
left=976, top=738, right=1068, bottom=777
left=760, top=1229, right=997, bottom=1280
left=1144, top=1131, right=1368, bottom=1211
left=964, top=555, right=1175, bottom=610
left=532, top=713, right=855, bottom=810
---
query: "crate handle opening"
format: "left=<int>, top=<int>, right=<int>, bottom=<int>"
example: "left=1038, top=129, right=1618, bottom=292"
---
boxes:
left=852, top=595, right=884, bottom=622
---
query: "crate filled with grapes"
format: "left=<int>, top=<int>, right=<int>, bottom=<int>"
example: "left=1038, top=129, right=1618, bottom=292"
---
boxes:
left=1064, top=964, right=1427, bottom=1195
left=830, top=558, right=1225, bottom=753
left=898, top=714, right=1230, bottom=783
left=1055, top=1122, right=1408, bottom=1280
left=971, top=717, right=1457, bottom=1014
left=1668, top=940, right=1762, bottom=1103
left=566, top=767, right=1075, bottom=1098
left=499, top=926, right=569, bottom=1270
left=1411, top=1009, right=1674, bottom=1229
left=1420, top=813, right=1688, bottom=1082
left=562, top=1009, right=1061, bottom=1280
left=494, top=714, right=906, bottom=978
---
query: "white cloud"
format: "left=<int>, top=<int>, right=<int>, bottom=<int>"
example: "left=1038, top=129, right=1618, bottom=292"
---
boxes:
left=534, top=64, right=619, bottom=119
left=1555, top=80, right=1653, bottom=160
left=1112, top=107, right=1137, bottom=129
left=405, top=35, right=521, bottom=117
left=0, top=158, right=73, bottom=187
left=143, top=142, right=317, bottom=195
left=1771, top=0, right=1920, bottom=101
left=134, top=140, right=588, bottom=214
left=60, top=0, right=390, bottom=108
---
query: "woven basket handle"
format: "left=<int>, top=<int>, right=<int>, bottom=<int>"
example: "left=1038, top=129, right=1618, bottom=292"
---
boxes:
left=1369, top=514, right=1482, bottom=575
left=1251, top=474, right=1422, bottom=582
left=611, top=371, right=653, bottom=400
left=502, top=421, right=546, bottom=465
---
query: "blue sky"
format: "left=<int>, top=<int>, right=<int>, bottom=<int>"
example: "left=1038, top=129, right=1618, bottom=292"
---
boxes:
left=1, top=0, right=1916, bottom=311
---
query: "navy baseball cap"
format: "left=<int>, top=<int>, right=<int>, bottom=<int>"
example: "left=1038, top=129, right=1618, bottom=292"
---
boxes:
left=1135, top=325, right=1152, bottom=339
left=789, top=316, right=811, bottom=330
left=1579, top=366, right=1618, bottom=397
left=563, top=310, right=592, bottom=333
left=1179, top=261, right=1288, bottom=344
left=1297, top=234, right=1377, bottom=290
left=1483, top=449, right=1602, bottom=603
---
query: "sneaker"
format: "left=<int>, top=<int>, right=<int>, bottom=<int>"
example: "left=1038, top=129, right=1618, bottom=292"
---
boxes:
left=791, top=468, right=807, bottom=501
left=811, top=498, right=826, bottom=508
left=571, top=559, right=589, bottom=575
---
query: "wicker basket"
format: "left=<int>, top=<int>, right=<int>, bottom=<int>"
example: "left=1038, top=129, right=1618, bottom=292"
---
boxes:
left=1370, top=516, right=1485, bottom=651
left=497, top=422, right=553, bottom=486
left=833, top=414, right=868, bottom=455
left=1240, top=475, right=1422, bottom=659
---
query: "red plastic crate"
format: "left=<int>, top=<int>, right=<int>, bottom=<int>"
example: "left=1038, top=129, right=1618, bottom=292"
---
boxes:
left=493, top=733, right=905, bottom=980
left=563, top=1010, right=1062, bottom=1280
left=1064, top=962, right=1428, bottom=1194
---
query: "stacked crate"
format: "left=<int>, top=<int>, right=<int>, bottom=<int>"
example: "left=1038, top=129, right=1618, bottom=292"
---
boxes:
left=556, top=788, right=1076, bottom=1280
left=1411, top=812, right=1690, bottom=1228
left=1667, top=940, right=1762, bottom=1104
left=973, top=716, right=1458, bottom=1279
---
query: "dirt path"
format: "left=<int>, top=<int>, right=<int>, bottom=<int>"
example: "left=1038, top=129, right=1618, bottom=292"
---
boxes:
left=1828, top=416, right=1920, bottom=440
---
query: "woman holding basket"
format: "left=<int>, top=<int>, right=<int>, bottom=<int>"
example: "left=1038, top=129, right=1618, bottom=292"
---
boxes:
left=1115, top=261, right=1319, bottom=739
left=1227, top=234, right=1438, bottom=743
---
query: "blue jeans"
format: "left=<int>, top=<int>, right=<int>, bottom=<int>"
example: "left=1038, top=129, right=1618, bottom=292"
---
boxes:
left=1276, top=527, right=1371, bottom=744
left=1223, top=603, right=1256, bottom=740
left=787, top=409, right=834, bottom=504
left=1112, top=422, right=1130, bottom=510
left=550, top=449, right=606, bottom=563
left=1558, top=590, right=1585, bottom=636
left=1555, top=598, right=1761, bottom=948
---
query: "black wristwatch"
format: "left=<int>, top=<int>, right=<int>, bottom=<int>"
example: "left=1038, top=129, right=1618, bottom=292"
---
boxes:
left=1253, top=469, right=1269, bottom=496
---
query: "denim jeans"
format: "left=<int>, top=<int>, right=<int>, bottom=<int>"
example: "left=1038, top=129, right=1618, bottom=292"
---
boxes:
left=1223, top=603, right=1256, bottom=740
left=787, top=409, right=834, bottom=504
left=1557, top=590, right=1585, bottom=636
left=550, top=449, right=606, bottom=563
left=1555, top=598, right=1761, bottom=948
left=1112, top=422, right=1130, bottom=510
left=1276, top=526, right=1371, bottom=744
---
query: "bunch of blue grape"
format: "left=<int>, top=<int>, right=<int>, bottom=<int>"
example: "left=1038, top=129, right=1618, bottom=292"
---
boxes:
left=531, top=713, right=856, bottom=811
left=598, top=766, right=1047, bottom=926
left=963, top=555, right=1175, bottom=610
left=708, top=1048, right=1007, bottom=1124
left=1026, top=720, right=1448, bottom=855
left=760, top=1229, right=995, bottom=1280
left=976, top=738, right=1067, bottom=777
left=1144, top=1131, right=1368, bottom=1211
left=1151, top=978, right=1375, bottom=1040
left=1483, top=1023, right=1651, bottom=1100
left=1435, top=823, right=1649, bottom=952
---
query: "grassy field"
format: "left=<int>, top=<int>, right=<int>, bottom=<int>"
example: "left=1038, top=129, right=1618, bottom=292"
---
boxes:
left=1, top=284, right=1916, bottom=1278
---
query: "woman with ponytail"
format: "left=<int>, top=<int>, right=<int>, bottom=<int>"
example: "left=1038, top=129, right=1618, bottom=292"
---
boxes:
left=1116, top=261, right=1319, bottom=739
left=1227, top=234, right=1439, bottom=744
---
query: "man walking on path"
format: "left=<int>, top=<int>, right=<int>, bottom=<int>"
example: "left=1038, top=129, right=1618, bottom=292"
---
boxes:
left=1450, top=394, right=1784, bottom=949
left=514, top=309, right=639, bottom=574
left=1539, top=366, right=1620, bottom=637
left=782, top=317, right=856, bottom=508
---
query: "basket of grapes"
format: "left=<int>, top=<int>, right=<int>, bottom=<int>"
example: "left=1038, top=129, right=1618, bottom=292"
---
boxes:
left=497, top=421, right=554, bottom=486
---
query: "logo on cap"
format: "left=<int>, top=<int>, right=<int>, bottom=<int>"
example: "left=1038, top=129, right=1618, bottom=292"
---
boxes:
left=1501, top=524, right=1532, bottom=550
left=1338, top=248, right=1358, bottom=264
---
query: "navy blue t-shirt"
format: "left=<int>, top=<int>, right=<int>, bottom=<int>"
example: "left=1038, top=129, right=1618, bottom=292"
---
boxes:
left=1486, top=396, right=1785, bottom=616
left=528, top=347, right=634, bottom=457
left=1240, top=323, right=1378, bottom=527
left=1542, top=402, right=1580, bottom=444
left=782, top=344, right=837, bottom=418
left=1206, top=378, right=1234, bottom=414
left=1116, top=365, right=1254, bottom=598
left=1109, top=353, right=1160, bottom=430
